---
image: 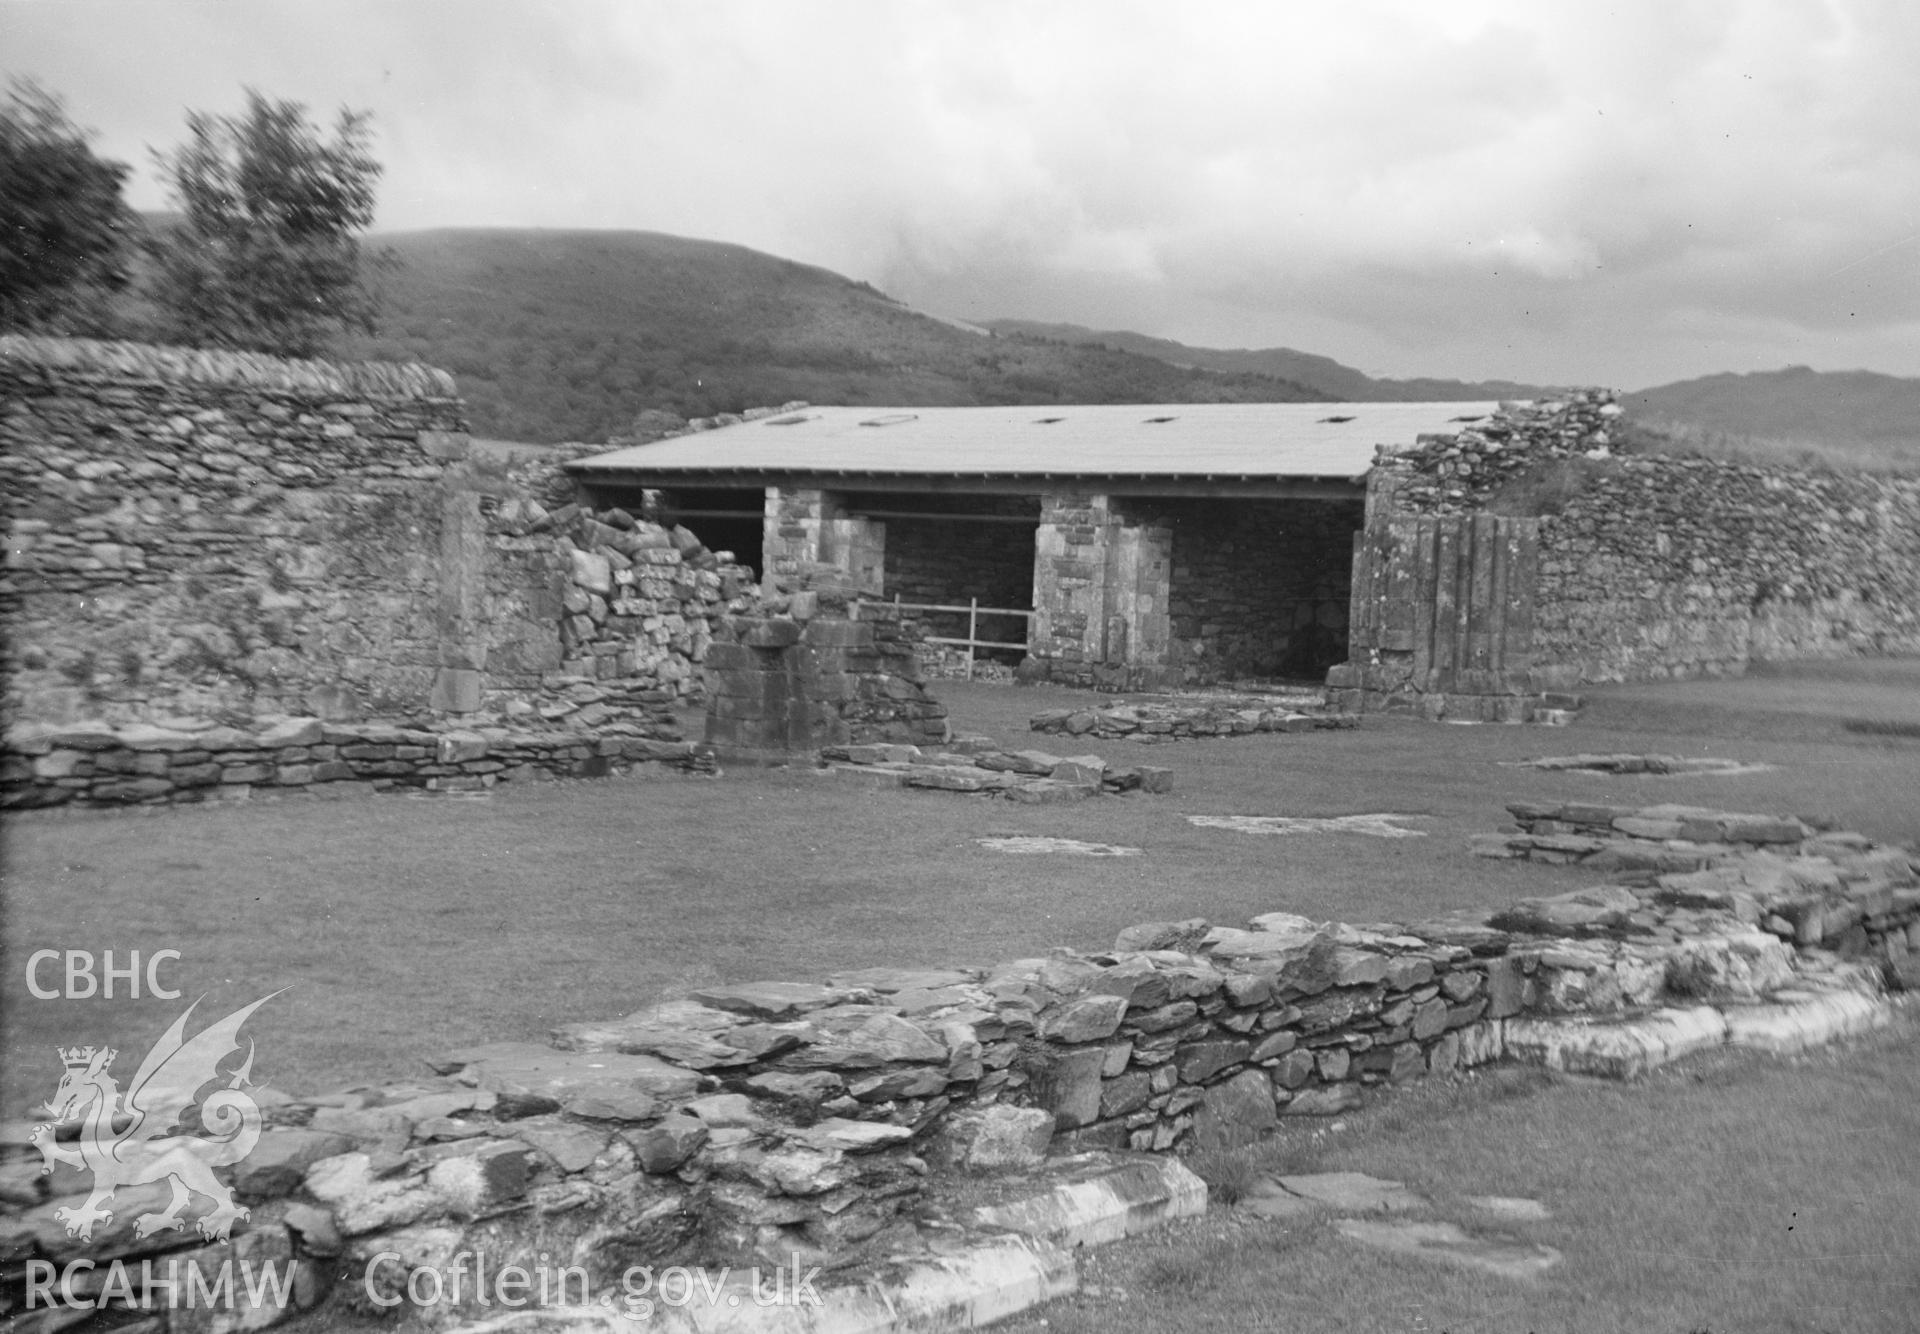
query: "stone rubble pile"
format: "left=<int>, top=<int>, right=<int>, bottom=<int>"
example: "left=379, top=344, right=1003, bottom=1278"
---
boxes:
left=1383, top=391, right=1623, bottom=506
left=6, top=800, right=1913, bottom=1331
left=1029, top=700, right=1359, bottom=741
left=1, top=713, right=707, bottom=810
left=818, top=736, right=1173, bottom=803
left=489, top=492, right=759, bottom=705
left=1378, top=389, right=1920, bottom=680
left=1474, top=798, right=1920, bottom=983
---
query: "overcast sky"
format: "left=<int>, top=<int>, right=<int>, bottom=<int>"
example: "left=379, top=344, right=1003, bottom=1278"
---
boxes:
left=7, top=0, right=1917, bottom=388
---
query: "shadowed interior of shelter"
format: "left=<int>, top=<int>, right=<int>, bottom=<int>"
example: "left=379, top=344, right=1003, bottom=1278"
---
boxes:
left=1158, top=497, right=1365, bottom=682
left=850, top=491, right=1040, bottom=664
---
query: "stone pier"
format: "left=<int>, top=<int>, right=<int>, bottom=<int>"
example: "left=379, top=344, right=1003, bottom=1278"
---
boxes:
left=701, top=599, right=948, bottom=764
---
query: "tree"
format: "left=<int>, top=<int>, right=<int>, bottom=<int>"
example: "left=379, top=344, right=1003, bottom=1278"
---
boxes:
left=0, top=80, right=136, bottom=335
left=146, top=89, right=390, bottom=357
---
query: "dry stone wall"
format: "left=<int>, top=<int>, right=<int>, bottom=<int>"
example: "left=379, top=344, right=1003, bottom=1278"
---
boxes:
left=1, top=715, right=707, bottom=810
left=481, top=452, right=758, bottom=717
left=2, top=337, right=762, bottom=786
left=2, top=335, right=469, bottom=725
left=1377, top=392, right=1920, bottom=684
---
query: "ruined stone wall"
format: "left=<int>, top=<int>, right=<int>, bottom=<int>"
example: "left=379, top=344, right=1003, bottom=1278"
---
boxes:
left=1, top=337, right=760, bottom=749
left=1027, top=493, right=1176, bottom=691
left=1161, top=498, right=1363, bottom=682
left=1, top=336, right=472, bottom=725
left=485, top=453, right=759, bottom=712
left=1379, top=392, right=1920, bottom=685
left=1, top=714, right=707, bottom=809
left=702, top=601, right=949, bottom=762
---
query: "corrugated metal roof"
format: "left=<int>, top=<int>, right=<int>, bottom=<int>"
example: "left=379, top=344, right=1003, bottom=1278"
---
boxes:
left=567, top=402, right=1499, bottom=481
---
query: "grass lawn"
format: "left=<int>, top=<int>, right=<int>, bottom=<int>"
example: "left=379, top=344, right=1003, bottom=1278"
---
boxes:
left=5, top=661, right=1919, bottom=1123
left=996, top=1014, right=1920, bottom=1334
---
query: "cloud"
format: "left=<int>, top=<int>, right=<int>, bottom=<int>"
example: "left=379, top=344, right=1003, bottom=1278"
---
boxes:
left=6, top=0, right=1917, bottom=385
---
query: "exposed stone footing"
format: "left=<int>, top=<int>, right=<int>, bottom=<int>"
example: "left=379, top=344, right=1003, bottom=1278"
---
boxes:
left=2, top=715, right=707, bottom=809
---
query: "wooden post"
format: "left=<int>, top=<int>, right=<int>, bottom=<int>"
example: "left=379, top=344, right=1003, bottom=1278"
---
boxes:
left=967, top=597, right=978, bottom=680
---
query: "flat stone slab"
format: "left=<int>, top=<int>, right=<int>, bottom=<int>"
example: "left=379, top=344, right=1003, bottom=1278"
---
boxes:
left=1241, top=1178, right=1320, bottom=1220
left=436, top=1235, right=1078, bottom=1334
left=977, top=836, right=1142, bottom=857
left=691, top=981, right=863, bottom=1019
left=1005, top=778, right=1099, bottom=804
left=974, top=1156, right=1208, bottom=1249
left=786, top=1117, right=916, bottom=1155
left=1723, top=991, right=1892, bottom=1054
left=908, top=766, right=1011, bottom=793
left=442, top=1044, right=699, bottom=1114
left=1187, top=813, right=1429, bottom=839
left=550, top=1001, right=759, bottom=1068
left=1274, top=1172, right=1427, bottom=1214
left=1466, top=1195, right=1553, bottom=1222
left=1335, top=1218, right=1562, bottom=1280
left=1503, top=1005, right=1729, bottom=1079
left=826, top=966, right=979, bottom=993
left=1513, top=753, right=1773, bottom=777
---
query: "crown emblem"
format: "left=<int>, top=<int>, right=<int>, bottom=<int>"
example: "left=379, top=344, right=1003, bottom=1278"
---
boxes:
left=58, top=1046, right=112, bottom=1069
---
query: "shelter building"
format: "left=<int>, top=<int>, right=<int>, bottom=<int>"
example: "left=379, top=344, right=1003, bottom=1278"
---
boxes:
left=568, top=402, right=1499, bottom=689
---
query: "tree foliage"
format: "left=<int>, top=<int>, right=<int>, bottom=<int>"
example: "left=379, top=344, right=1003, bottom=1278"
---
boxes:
left=146, top=89, right=389, bottom=356
left=0, top=79, right=136, bottom=335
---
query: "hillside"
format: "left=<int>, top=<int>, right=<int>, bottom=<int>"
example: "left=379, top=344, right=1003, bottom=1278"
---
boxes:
left=343, top=230, right=1323, bottom=442
left=984, top=319, right=1555, bottom=402
left=1625, top=367, right=1920, bottom=470
left=989, top=321, right=1919, bottom=471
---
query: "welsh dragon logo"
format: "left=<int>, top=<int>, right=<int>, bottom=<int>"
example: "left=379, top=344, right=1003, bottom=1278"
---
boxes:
left=29, top=992, right=283, bottom=1243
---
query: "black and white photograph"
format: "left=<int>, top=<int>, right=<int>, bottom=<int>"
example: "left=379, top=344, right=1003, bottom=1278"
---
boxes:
left=4, top=2, right=1918, bottom=1330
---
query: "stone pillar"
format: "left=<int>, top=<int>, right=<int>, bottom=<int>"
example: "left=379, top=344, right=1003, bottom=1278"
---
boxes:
left=702, top=605, right=946, bottom=763
left=821, top=514, right=886, bottom=594
left=1030, top=492, right=1108, bottom=687
left=1104, top=505, right=1175, bottom=690
left=428, top=436, right=490, bottom=714
left=761, top=488, right=885, bottom=595
left=1028, top=492, right=1173, bottom=689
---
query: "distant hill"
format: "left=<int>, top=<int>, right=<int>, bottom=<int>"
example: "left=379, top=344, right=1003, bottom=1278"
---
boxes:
left=988, top=321, right=1920, bottom=471
left=983, top=319, right=1555, bottom=402
left=341, top=230, right=1324, bottom=442
left=1625, top=367, right=1920, bottom=470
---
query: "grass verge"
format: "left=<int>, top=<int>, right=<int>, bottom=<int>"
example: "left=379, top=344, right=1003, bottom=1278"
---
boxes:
left=1000, top=1016, right=1920, bottom=1334
left=5, top=667, right=1919, bottom=1121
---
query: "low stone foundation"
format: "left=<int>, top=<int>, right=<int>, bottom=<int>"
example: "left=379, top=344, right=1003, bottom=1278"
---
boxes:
left=1514, top=752, right=1769, bottom=777
left=816, top=737, right=1173, bottom=801
left=1324, top=665, right=1585, bottom=725
left=1, top=712, right=707, bottom=809
left=1031, top=698, right=1358, bottom=741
